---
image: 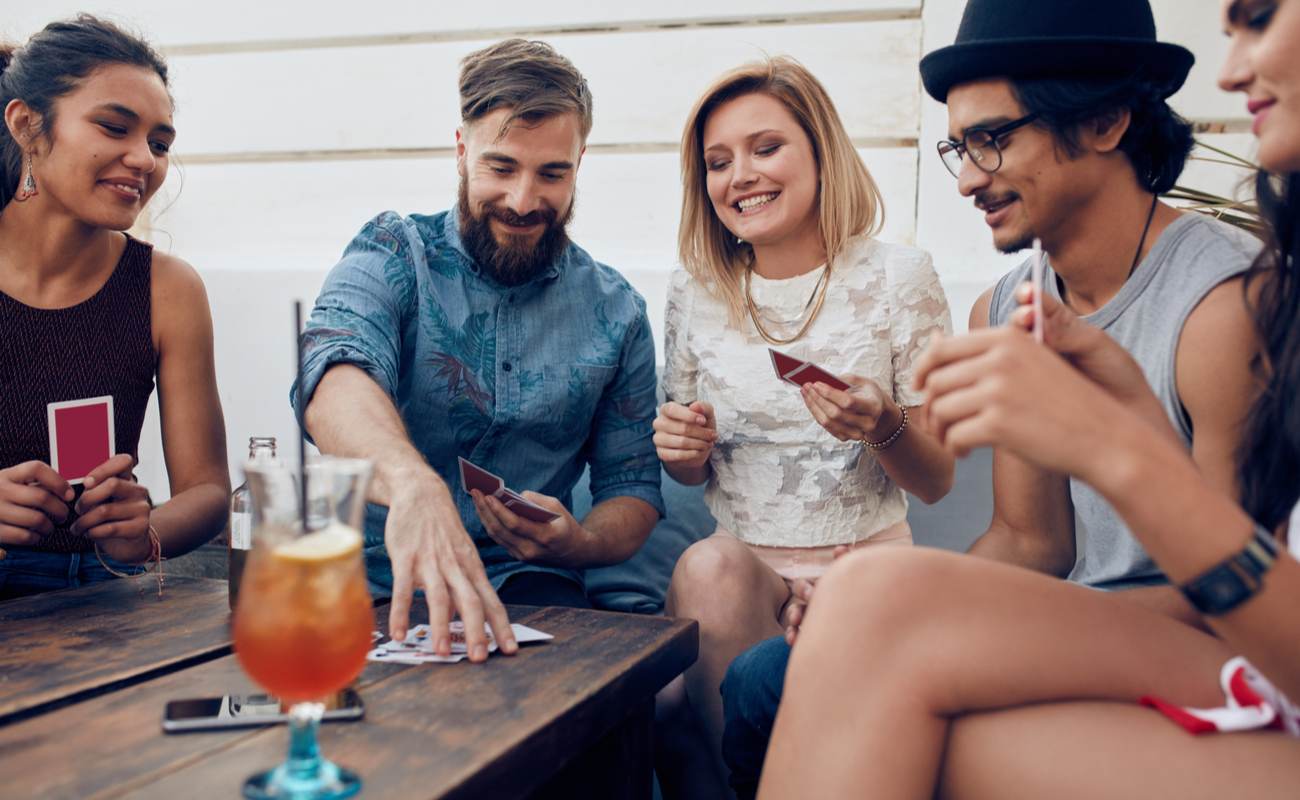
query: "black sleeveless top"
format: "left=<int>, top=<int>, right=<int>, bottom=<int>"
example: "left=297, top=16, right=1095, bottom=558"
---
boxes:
left=0, top=236, right=157, bottom=552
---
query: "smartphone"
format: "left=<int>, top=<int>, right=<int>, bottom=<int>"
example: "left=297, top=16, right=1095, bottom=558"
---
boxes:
left=161, top=688, right=364, bottom=733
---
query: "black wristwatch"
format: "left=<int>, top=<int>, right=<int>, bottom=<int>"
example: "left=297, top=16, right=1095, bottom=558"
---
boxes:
left=1179, top=525, right=1279, bottom=616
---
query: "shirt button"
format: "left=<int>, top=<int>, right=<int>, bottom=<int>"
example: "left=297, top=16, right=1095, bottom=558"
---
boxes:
left=502, top=361, right=513, bottom=372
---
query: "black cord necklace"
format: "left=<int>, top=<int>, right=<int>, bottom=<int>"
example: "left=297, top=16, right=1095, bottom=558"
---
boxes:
left=1127, top=193, right=1160, bottom=280
left=1058, top=193, right=1160, bottom=304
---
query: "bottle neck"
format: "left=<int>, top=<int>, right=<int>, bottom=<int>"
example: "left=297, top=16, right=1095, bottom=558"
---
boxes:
left=248, top=446, right=277, bottom=463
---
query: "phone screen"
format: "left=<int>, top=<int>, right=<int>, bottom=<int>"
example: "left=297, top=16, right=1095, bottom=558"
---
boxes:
left=162, top=689, right=364, bottom=732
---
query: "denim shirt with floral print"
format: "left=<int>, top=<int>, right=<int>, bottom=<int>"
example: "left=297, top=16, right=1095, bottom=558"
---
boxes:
left=293, top=208, right=663, bottom=594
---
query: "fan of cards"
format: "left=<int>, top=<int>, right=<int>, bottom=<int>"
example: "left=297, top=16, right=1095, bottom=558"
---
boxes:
left=366, top=621, right=554, bottom=665
left=768, top=348, right=850, bottom=391
left=458, top=457, right=560, bottom=523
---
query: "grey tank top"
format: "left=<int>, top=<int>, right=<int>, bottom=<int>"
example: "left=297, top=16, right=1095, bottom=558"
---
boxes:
left=990, top=213, right=1261, bottom=590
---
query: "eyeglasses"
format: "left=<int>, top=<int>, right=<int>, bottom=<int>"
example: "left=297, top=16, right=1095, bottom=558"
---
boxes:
left=937, top=114, right=1039, bottom=179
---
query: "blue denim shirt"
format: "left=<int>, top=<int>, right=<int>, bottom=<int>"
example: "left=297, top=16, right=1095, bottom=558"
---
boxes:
left=293, top=208, right=663, bottom=594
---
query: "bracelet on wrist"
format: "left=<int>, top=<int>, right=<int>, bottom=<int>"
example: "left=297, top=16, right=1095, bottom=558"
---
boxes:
left=862, top=405, right=908, bottom=451
left=94, top=523, right=166, bottom=598
left=1179, top=524, right=1278, bottom=616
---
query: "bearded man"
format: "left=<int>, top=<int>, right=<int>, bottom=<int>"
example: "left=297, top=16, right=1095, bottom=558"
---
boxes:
left=294, top=39, right=662, bottom=660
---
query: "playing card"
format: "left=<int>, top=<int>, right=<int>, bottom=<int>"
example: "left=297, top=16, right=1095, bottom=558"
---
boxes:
left=767, top=349, right=851, bottom=391
left=1030, top=238, right=1045, bottom=344
left=784, top=363, right=851, bottom=392
left=500, top=491, right=561, bottom=524
left=458, top=456, right=503, bottom=496
left=457, top=457, right=560, bottom=523
left=769, top=349, right=804, bottom=381
left=365, top=621, right=553, bottom=665
left=365, top=646, right=465, bottom=664
left=47, top=396, right=115, bottom=484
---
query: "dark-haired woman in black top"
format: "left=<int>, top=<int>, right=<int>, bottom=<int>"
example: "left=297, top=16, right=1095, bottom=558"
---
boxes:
left=0, top=16, right=229, bottom=599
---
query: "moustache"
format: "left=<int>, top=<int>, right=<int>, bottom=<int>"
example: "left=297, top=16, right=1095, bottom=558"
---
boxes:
left=974, top=192, right=1019, bottom=213
left=484, top=204, right=557, bottom=230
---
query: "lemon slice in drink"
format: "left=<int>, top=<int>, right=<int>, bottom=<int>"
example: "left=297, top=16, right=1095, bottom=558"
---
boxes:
left=273, top=525, right=362, bottom=564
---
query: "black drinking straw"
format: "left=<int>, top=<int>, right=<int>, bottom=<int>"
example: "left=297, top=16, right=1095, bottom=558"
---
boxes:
left=295, top=301, right=308, bottom=533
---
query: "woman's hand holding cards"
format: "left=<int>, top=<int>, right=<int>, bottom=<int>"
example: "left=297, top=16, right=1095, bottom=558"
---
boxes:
left=1011, top=282, right=1167, bottom=431
left=801, top=376, right=895, bottom=443
left=0, top=461, right=74, bottom=546
left=653, top=401, right=717, bottom=470
left=73, top=454, right=153, bottom=563
left=913, top=319, right=1139, bottom=479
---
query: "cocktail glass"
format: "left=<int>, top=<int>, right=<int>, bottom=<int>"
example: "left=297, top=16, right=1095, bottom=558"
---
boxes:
left=232, top=456, right=373, bottom=799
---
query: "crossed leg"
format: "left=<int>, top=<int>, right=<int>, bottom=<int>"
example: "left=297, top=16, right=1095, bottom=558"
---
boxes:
left=941, top=701, right=1300, bottom=799
left=758, top=547, right=1262, bottom=799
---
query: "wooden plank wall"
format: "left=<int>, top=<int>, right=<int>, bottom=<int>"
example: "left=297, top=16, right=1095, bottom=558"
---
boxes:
left=2, top=1, right=1253, bottom=494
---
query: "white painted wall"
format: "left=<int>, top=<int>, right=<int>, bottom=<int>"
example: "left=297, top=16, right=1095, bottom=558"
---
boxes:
left=2, top=1, right=1253, bottom=497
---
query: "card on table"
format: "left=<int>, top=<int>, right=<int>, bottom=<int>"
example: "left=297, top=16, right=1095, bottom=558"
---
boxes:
left=767, top=349, right=850, bottom=391
left=365, top=621, right=554, bottom=665
left=47, top=396, right=115, bottom=484
left=456, top=457, right=560, bottom=523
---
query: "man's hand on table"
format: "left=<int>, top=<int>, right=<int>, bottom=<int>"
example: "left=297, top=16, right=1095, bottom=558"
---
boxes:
left=386, top=474, right=517, bottom=663
left=472, top=489, right=590, bottom=567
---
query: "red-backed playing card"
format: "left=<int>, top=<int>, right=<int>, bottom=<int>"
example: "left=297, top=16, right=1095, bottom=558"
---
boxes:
left=785, top=363, right=851, bottom=391
left=457, top=457, right=560, bottom=523
left=767, top=348, right=851, bottom=391
left=47, top=396, right=115, bottom=484
left=500, top=490, right=561, bottom=524
left=458, top=456, right=503, bottom=496
left=769, top=349, right=804, bottom=381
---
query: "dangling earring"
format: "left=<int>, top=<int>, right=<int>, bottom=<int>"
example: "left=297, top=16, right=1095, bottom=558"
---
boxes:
left=16, top=153, right=37, bottom=201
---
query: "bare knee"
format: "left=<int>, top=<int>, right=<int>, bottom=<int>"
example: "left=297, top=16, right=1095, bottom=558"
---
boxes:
left=667, top=535, right=775, bottom=620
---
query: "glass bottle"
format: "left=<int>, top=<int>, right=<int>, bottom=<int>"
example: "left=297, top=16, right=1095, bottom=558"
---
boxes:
left=228, top=436, right=278, bottom=609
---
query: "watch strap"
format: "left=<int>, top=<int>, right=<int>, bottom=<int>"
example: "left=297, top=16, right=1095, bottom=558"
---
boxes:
left=1179, top=525, right=1279, bottom=616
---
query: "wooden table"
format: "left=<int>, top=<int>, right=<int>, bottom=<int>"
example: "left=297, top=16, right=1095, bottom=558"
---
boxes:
left=0, top=575, right=697, bottom=799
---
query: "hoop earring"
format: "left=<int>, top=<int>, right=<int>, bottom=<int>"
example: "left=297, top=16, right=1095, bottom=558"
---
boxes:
left=16, top=153, right=37, bottom=201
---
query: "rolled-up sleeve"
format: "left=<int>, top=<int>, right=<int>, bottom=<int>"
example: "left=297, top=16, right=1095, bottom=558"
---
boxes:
left=290, top=212, right=416, bottom=422
left=584, top=299, right=665, bottom=517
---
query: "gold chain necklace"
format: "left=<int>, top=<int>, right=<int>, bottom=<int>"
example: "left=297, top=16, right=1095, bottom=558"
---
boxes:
left=744, top=263, right=831, bottom=345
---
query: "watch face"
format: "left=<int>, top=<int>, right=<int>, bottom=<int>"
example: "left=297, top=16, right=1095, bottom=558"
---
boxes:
left=1187, top=560, right=1258, bottom=615
left=1202, top=573, right=1248, bottom=609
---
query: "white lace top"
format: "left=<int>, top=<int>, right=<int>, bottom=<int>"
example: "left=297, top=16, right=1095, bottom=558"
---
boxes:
left=661, top=236, right=952, bottom=548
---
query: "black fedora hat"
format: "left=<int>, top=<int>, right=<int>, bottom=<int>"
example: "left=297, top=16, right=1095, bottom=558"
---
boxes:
left=920, top=0, right=1194, bottom=102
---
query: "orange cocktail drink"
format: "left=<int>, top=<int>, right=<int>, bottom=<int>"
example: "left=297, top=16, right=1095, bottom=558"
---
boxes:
left=233, top=523, right=372, bottom=704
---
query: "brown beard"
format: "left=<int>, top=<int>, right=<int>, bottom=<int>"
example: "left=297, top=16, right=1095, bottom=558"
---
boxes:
left=457, top=176, right=574, bottom=286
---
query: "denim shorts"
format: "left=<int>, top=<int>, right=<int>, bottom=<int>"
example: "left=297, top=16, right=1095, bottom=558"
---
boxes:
left=0, top=546, right=144, bottom=602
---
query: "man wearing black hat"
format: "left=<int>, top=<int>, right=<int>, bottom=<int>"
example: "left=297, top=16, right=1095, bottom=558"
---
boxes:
left=715, top=2, right=1261, bottom=796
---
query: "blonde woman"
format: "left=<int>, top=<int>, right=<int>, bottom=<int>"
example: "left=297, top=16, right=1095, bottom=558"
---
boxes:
left=653, top=57, right=954, bottom=796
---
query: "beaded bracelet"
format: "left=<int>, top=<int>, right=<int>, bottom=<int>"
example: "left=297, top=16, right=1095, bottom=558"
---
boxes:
left=95, top=523, right=165, bottom=598
left=862, top=405, right=909, bottom=451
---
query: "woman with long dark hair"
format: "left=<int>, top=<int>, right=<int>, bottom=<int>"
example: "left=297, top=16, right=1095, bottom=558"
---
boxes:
left=0, top=16, right=229, bottom=599
left=758, top=1, right=1300, bottom=796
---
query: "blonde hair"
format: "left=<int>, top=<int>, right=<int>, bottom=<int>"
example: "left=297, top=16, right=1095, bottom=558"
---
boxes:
left=678, top=56, right=884, bottom=325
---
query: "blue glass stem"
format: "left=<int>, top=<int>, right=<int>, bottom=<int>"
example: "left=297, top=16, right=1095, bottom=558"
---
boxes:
left=286, top=702, right=326, bottom=780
